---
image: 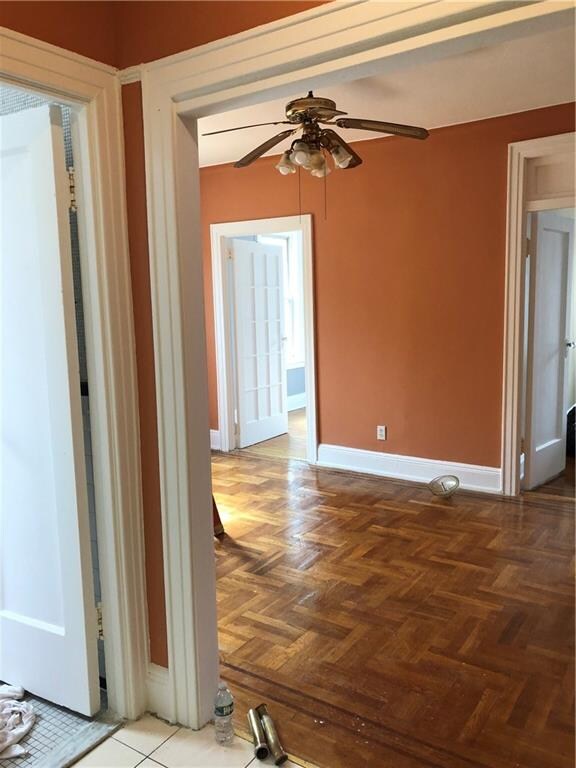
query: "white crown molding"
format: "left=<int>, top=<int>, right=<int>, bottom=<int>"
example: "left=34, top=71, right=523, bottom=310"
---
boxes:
left=138, top=0, right=358, bottom=74
left=143, top=1, right=574, bottom=115
left=119, top=65, right=142, bottom=86
left=317, top=444, right=502, bottom=494
left=0, top=26, right=117, bottom=78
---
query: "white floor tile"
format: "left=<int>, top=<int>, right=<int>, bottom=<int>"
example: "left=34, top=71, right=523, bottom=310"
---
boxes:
left=150, top=724, right=254, bottom=768
left=73, top=737, right=144, bottom=767
left=114, top=713, right=180, bottom=755
left=251, top=757, right=301, bottom=768
left=137, top=760, right=170, bottom=768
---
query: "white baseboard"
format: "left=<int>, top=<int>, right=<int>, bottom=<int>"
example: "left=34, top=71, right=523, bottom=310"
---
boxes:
left=210, top=430, right=221, bottom=450
left=287, top=393, right=306, bottom=412
left=317, top=444, right=502, bottom=494
left=146, top=663, right=173, bottom=722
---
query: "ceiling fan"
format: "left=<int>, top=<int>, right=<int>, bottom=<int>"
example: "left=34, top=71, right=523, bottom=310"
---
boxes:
left=203, top=91, right=429, bottom=177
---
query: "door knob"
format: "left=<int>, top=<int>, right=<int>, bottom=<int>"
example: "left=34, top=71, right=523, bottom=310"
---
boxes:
left=566, top=341, right=576, bottom=349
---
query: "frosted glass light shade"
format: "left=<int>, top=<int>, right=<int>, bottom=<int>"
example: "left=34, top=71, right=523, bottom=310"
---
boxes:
left=330, top=145, right=353, bottom=169
left=275, top=151, right=297, bottom=175
left=290, top=142, right=311, bottom=167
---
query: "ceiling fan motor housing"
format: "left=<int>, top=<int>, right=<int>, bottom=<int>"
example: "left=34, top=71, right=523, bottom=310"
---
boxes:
left=285, top=93, right=346, bottom=123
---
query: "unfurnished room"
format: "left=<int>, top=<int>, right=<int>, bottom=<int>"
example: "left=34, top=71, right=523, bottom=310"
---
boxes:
left=0, top=3, right=575, bottom=768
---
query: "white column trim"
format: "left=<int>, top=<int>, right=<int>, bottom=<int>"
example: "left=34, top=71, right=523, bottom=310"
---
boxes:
left=146, top=663, right=172, bottom=720
left=141, top=81, right=219, bottom=729
left=140, top=0, right=573, bottom=727
left=0, top=27, right=148, bottom=719
left=501, top=132, right=575, bottom=495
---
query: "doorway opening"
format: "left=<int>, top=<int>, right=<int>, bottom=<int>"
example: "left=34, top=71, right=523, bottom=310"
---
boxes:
left=501, top=132, right=576, bottom=496
left=211, top=215, right=317, bottom=463
left=521, top=208, right=575, bottom=496
left=0, top=84, right=120, bottom=763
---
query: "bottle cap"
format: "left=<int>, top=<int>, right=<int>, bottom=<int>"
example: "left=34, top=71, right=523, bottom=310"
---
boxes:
left=218, top=681, right=227, bottom=690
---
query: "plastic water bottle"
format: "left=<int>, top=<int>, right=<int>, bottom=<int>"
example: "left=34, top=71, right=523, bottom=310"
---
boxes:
left=214, top=681, right=235, bottom=745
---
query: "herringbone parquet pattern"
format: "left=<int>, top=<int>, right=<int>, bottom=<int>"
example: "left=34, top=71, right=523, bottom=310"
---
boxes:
left=213, top=453, right=575, bottom=768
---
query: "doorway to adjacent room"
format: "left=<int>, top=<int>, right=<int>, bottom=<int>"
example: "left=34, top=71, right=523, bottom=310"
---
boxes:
left=210, top=215, right=317, bottom=463
left=502, top=131, right=576, bottom=496
left=521, top=207, right=575, bottom=494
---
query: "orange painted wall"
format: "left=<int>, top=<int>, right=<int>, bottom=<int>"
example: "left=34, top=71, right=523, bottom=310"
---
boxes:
left=114, top=1, right=329, bottom=69
left=122, top=82, right=168, bottom=668
left=1, top=1, right=328, bottom=69
left=201, top=103, right=575, bottom=469
left=0, top=2, right=118, bottom=66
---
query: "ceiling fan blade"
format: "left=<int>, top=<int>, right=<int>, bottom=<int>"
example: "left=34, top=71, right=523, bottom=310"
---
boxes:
left=320, top=128, right=363, bottom=168
left=234, top=129, right=296, bottom=168
left=336, top=117, right=429, bottom=140
left=203, top=121, right=292, bottom=137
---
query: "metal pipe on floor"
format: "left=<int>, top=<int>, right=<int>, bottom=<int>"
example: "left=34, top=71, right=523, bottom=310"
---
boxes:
left=256, top=704, right=288, bottom=765
left=247, top=707, right=269, bottom=760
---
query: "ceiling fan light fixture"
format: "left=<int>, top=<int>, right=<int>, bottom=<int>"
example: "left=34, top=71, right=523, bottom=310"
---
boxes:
left=307, top=149, right=326, bottom=170
left=211, top=91, right=429, bottom=172
left=330, top=145, right=353, bottom=169
left=290, top=141, right=312, bottom=167
left=310, top=165, right=331, bottom=178
left=308, top=150, right=330, bottom=177
left=275, top=150, right=297, bottom=175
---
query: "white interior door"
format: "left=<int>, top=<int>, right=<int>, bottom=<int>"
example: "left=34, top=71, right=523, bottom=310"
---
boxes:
left=231, top=238, right=288, bottom=447
left=0, top=105, right=100, bottom=715
left=524, top=211, right=575, bottom=490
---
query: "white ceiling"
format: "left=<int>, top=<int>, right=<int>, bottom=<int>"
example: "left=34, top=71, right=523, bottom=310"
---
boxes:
left=197, top=22, right=575, bottom=168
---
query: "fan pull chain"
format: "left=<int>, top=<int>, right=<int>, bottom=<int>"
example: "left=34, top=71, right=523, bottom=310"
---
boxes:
left=298, top=166, right=302, bottom=222
left=323, top=150, right=328, bottom=221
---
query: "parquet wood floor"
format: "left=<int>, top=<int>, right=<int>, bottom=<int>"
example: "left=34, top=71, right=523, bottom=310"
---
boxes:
left=240, top=408, right=308, bottom=460
left=212, top=452, right=575, bottom=768
left=534, top=456, right=575, bottom=499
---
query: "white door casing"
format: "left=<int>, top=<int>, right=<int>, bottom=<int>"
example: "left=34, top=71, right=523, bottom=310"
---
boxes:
left=1, top=28, right=147, bottom=720
left=502, top=133, right=575, bottom=496
left=231, top=238, right=288, bottom=448
left=210, top=217, right=317, bottom=462
left=524, top=211, right=574, bottom=489
left=0, top=105, right=100, bottom=715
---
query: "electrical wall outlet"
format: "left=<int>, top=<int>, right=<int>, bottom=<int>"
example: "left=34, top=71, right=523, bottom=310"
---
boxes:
left=376, top=425, right=387, bottom=441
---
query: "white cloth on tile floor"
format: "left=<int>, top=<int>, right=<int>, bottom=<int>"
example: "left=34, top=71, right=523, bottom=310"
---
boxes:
left=0, top=686, right=24, bottom=701
left=0, top=699, right=35, bottom=760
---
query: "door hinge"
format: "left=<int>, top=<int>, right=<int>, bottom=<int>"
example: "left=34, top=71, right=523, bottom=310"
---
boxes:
left=68, top=166, right=77, bottom=213
left=96, top=602, right=104, bottom=640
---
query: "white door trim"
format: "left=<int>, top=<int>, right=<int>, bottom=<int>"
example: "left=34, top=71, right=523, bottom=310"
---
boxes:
left=211, top=216, right=317, bottom=462
left=501, top=132, right=575, bottom=496
left=0, top=27, right=148, bottom=719
left=140, top=0, right=573, bottom=726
